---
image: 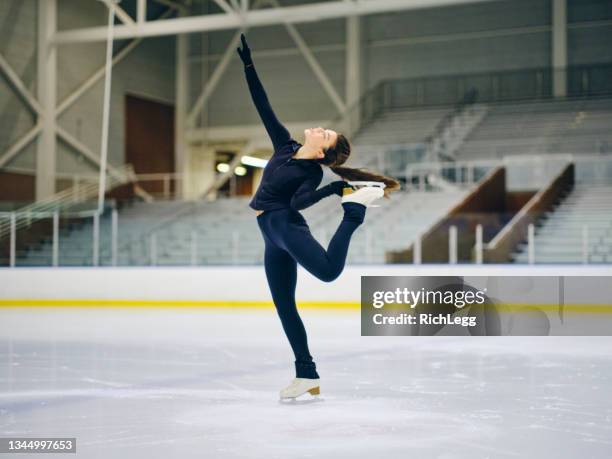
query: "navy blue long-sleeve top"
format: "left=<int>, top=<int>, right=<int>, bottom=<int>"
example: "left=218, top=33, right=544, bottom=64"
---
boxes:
left=244, top=64, right=337, bottom=212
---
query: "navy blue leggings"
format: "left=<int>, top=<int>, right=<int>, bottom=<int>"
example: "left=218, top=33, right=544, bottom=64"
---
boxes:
left=256, top=202, right=367, bottom=379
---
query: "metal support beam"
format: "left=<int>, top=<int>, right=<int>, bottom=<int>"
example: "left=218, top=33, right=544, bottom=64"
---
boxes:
left=449, top=225, right=458, bottom=264
left=93, top=213, right=100, bottom=266
left=56, top=126, right=126, bottom=182
left=199, top=18, right=210, bottom=130
left=267, top=0, right=346, bottom=114
left=56, top=41, right=138, bottom=116
left=9, top=213, right=16, bottom=267
left=0, top=54, right=42, bottom=114
left=137, top=0, right=146, bottom=23
left=102, top=0, right=135, bottom=25
left=188, top=0, right=345, bottom=129
left=552, top=0, right=567, bottom=97
left=187, top=0, right=269, bottom=127
left=53, top=0, right=501, bottom=44
left=152, top=0, right=187, bottom=11
left=37, top=0, right=57, bottom=200
left=0, top=124, right=42, bottom=169
left=175, top=10, right=189, bottom=199
left=345, top=13, right=362, bottom=136
left=475, top=223, right=483, bottom=264
left=56, top=8, right=174, bottom=117
left=213, top=0, right=238, bottom=15
left=187, top=30, right=243, bottom=127
left=111, top=208, right=118, bottom=266
left=97, top=3, right=116, bottom=214
left=52, top=211, right=59, bottom=266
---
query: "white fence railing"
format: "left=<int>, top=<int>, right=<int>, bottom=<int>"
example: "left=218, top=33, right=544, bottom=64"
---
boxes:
left=405, top=153, right=612, bottom=190
left=0, top=163, right=136, bottom=240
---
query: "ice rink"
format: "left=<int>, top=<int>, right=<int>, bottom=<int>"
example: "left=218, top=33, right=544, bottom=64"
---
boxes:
left=1, top=307, right=612, bottom=459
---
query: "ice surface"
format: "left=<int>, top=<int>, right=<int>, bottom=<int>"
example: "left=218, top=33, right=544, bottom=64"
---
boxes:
left=1, top=308, right=611, bottom=458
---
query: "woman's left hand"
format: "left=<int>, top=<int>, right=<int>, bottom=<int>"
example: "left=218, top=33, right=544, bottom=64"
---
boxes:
left=237, top=33, right=253, bottom=67
left=328, top=180, right=350, bottom=197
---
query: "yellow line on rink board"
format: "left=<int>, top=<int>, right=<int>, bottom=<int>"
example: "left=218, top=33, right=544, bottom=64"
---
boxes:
left=0, top=299, right=357, bottom=309
left=0, top=300, right=612, bottom=313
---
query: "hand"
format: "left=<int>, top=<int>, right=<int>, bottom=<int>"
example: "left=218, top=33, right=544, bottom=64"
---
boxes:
left=237, top=33, right=253, bottom=67
left=329, top=180, right=350, bottom=197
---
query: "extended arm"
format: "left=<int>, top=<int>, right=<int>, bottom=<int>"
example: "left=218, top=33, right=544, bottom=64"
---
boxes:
left=238, top=34, right=291, bottom=152
left=244, top=65, right=291, bottom=151
left=290, top=172, right=347, bottom=211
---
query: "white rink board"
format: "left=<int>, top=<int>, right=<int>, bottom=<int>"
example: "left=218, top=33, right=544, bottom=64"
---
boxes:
left=1, top=265, right=611, bottom=301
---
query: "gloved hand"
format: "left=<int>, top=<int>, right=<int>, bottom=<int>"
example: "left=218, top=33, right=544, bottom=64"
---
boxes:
left=328, top=180, right=351, bottom=197
left=237, top=33, right=253, bottom=67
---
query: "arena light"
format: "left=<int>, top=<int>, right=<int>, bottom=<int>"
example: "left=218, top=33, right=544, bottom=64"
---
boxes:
left=241, top=155, right=268, bottom=168
left=235, top=166, right=247, bottom=176
left=216, top=163, right=230, bottom=173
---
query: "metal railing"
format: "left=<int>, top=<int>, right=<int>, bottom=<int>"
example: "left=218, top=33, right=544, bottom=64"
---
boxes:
left=0, top=163, right=136, bottom=241
left=406, top=153, right=612, bottom=190
left=415, top=219, right=607, bottom=265
left=328, top=63, right=612, bottom=139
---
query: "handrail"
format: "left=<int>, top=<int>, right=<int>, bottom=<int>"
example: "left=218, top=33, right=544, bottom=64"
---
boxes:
left=0, top=163, right=136, bottom=240
left=423, top=88, right=481, bottom=161
left=405, top=153, right=595, bottom=179
left=325, top=63, right=612, bottom=138
left=483, top=163, right=575, bottom=262
left=386, top=165, right=504, bottom=263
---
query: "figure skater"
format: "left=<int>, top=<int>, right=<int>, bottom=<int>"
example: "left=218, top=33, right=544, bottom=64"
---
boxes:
left=237, top=33, right=400, bottom=400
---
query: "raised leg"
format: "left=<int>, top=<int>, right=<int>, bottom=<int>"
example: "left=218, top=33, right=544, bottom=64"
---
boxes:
left=284, top=202, right=366, bottom=283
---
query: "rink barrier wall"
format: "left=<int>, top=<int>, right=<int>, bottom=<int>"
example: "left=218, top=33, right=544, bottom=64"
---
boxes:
left=1, top=265, right=612, bottom=309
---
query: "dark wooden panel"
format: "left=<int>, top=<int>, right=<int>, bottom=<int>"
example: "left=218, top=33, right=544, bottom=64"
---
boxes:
left=0, top=171, right=35, bottom=202
left=125, top=94, right=175, bottom=195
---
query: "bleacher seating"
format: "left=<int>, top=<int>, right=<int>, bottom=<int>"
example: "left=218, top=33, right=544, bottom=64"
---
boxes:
left=512, top=184, right=612, bottom=264
left=18, top=188, right=469, bottom=266
left=455, top=97, right=612, bottom=160
left=351, top=106, right=451, bottom=146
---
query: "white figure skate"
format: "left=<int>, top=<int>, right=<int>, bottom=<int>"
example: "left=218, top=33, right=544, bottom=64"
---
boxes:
left=279, top=377, right=320, bottom=400
left=341, top=181, right=386, bottom=208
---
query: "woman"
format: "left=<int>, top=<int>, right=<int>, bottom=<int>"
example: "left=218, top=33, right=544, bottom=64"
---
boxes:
left=237, top=33, right=400, bottom=400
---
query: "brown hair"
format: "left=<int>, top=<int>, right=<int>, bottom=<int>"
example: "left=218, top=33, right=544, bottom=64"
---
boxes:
left=317, top=134, right=401, bottom=199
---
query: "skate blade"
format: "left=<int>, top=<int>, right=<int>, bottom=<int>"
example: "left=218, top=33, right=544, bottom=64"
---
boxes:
left=279, top=386, right=322, bottom=404
left=279, top=395, right=323, bottom=405
left=347, top=181, right=387, bottom=189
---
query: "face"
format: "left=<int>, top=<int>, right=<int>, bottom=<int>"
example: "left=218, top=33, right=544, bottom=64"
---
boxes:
left=303, top=127, right=339, bottom=159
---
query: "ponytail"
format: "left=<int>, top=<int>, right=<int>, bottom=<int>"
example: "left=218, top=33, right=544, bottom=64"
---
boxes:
left=317, top=133, right=401, bottom=199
